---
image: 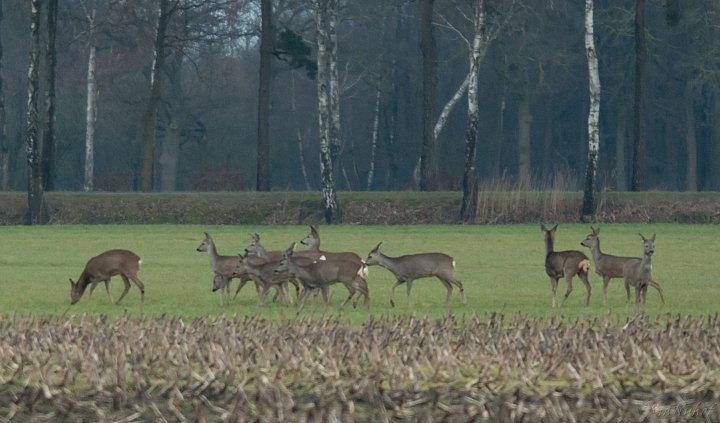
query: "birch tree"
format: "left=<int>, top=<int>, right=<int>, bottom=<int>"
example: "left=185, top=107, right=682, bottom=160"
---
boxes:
left=366, top=88, right=381, bottom=190
left=315, top=0, right=340, bottom=222
left=41, top=0, right=58, bottom=191
left=581, top=0, right=601, bottom=220
left=83, top=5, right=98, bottom=192
left=460, top=0, right=486, bottom=222
left=26, top=0, right=44, bottom=224
left=0, top=0, right=7, bottom=191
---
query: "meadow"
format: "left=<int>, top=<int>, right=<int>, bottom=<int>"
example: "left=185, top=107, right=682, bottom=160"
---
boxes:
left=1, top=223, right=718, bottom=319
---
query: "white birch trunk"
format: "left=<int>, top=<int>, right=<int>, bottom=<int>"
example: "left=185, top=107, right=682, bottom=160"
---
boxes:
left=315, top=0, right=339, bottom=221
left=328, top=0, right=341, bottom=165
left=366, top=88, right=381, bottom=190
left=83, top=38, right=97, bottom=192
left=581, top=0, right=601, bottom=218
left=460, top=0, right=486, bottom=220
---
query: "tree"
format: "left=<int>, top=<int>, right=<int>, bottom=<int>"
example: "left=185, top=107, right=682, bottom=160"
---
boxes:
left=314, top=0, right=340, bottom=222
left=83, top=5, right=98, bottom=192
left=0, top=0, right=7, bottom=191
left=460, top=0, right=487, bottom=222
left=581, top=0, right=601, bottom=220
left=630, top=0, right=645, bottom=191
left=140, top=0, right=172, bottom=192
left=256, top=0, right=273, bottom=191
left=366, top=87, right=381, bottom=190
left=26, top=0, right=44, bottom=224
left=41, top=0, right=58, bottom=191
left=418, top=0, right=437, bottom=191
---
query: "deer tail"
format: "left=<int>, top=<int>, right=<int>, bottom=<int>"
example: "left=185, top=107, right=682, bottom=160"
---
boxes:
left=578, top=259, right=590, bottom=274
left=138, top=259, right=143, bottom=267
left=649, top=279, right=666, bottom=304
left=358, top=265, right=369, bottom=279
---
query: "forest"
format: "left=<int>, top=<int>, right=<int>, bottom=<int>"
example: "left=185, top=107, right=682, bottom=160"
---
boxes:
left=0, top=0, right=718, bottom=223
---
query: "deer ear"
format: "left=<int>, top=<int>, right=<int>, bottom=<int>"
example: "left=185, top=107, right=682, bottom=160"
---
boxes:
left=310, top=225, right=318, bottom=235
left=285, top=242, right=296, bottom=255
left=639, top=233, right=646, bottom=241
left=372, top=242, right=382, bottom=253
left=551, top=224, right=558, bottom=232
left=69, top=278, right=75, bottom=287
left=540, top=224, right=547, bottom=231
left=651, top=234, right=656, bottom=242
left=204, top=232, right=211, bottom=239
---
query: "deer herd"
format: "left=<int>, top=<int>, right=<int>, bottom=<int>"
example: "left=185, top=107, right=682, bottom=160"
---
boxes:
left=67, top=225, right=666, bottom=309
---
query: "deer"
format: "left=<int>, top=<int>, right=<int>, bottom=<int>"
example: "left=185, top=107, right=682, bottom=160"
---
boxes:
left=69, top=249, right=145, bottom=305
left=227, top=254, right=303, bottom=306
left=581, top=227, right=665, bottom=304
left=196, top=232, right=257, bottom=304
left=300, top=225, right=365, bottom=266
left=541, top=224, right=592, bottom=307
left=364, top=242, right=465, bottom=307
left=276, top=242, right=370, bottom=309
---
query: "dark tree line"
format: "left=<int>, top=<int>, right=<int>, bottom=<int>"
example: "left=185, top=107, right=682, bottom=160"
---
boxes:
left=1, top=0, right=719, bottom=224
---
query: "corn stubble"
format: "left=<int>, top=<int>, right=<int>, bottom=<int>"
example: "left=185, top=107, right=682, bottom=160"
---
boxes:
left=0, top=314, right=719, bottom=421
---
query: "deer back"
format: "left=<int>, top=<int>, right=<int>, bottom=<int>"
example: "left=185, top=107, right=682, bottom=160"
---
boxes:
left=85, top=249, right=141, bottom=278
left=389, top=253, right=454, bottom=279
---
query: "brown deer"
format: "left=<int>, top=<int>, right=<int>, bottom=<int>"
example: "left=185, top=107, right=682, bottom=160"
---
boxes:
left=229, top=254, right=302, bottom=306
left=541, top=224, right=592, bottom=307
left=581, top=227, right=665, bottom=304
left=276, top=243, right=369, bottom=309
left=69, top=249, right=145, bottom=305
left=364, top=242, right=465, bottom=307
left=300, top=225, right=366, bottom=269
left=197, top=232, right=256, bottom=304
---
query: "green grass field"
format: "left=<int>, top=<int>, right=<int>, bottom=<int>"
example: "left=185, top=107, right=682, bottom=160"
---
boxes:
left=0, top=224, right=717, bottom=320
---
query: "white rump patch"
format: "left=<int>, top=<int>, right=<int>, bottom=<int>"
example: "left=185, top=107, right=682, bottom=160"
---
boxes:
left=319, top=255, right=327, bottom=261
left=452, top=260, right=456, bottom=269
left=358, top=265, right=369, bottom=279
left=138, top=260, right=143, bottom=266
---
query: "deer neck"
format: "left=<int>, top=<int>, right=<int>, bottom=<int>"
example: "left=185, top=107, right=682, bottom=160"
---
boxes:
left=641, top=251, right=653, bottom=274
left=375, top=253, right=401, bottom=274
left=255, top=244, right=271, bottom=260
left=590, top=239, right=603, bottom=265
left=545, top=235, right=554, bottom=256
left=207, top=240, right=220, bottom=266
left=307, top=238, right=320, bottom=252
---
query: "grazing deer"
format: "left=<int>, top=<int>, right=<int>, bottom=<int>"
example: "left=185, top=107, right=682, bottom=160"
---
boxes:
left=541, top=224, right=592, bottom=307
left=581, top=227, right=665, bottom=304
left=276, top=243, right=369, bottom=309
left=69, top=249, right=144, bottom=305
left=364, top=242, right=465, bottom=307
left=197, top=232, right=256, bottom=304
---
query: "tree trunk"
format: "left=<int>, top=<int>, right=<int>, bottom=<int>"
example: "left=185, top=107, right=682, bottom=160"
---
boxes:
left=255, top=0, right=273, bottom=191
left=159, top=54, right=183, bottom=192
left=83, top=42, right=97, bottom=192
left=366, top=88, right=381, bottom=190
left=712, top=89, right=720, bottom=191
left=684, top=82, right=697, bottom=192
left=493, top=87, right=506, bottom=178
left=315, top=0, right=339, bottom=222
left=517, top=94, right=532, bottom=182
left=663, top=117, right=675, bottom=190
left=327, top=0, right=343, bottom=189
left=418, top=0, right=437, bottom=190
left=290, top=72, right=310, bottom=190
left=140, top=0, right=170, bottom=192
left=630, top=0, right=645, bottom=191
left=0, top=0, right=8, bottom=191
left=26, top=0, right=43, bottom=224
left=581, top=0, right=601, bottom=220
left=615, top=112, right=626, bottom=191
left=460, top=0, right=486, bottom=222
left=41, top=0, right=58, bottom=191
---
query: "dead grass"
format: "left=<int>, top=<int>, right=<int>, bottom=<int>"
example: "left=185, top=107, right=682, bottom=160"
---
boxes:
left=1, top=314, right=720, bottom=421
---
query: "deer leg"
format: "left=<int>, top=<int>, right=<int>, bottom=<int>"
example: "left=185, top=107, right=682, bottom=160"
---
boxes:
left=103, top=280, right=112, bottom=302
left=87, top=280, right=100, bottom=298
left=438, top=277, right=453, bottom=305
left=128, top=275, right=145, bottom=305
left=233, top=278, right=249, bottom=302
left=624, top=280, right=631, bottom=303
left=321, top=286, right=330, bottom=308
left=649, top=279, right=666, bottom=304
left=449, top=277, right=466, bottom=304
left=341, top=284, right=355, bottom=308
left=561, top=275, right=574, bottom=307
left=116, top=275, right=132, bottom=305
left=549, top=277, right=559, bottom=308
left=603, top=276, right=610, bottom=305
left=390, top=280, right=404, bottom=308
left=579, top=272, right=592, bottom=307
left=405, top=280, right=414, bottom=307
